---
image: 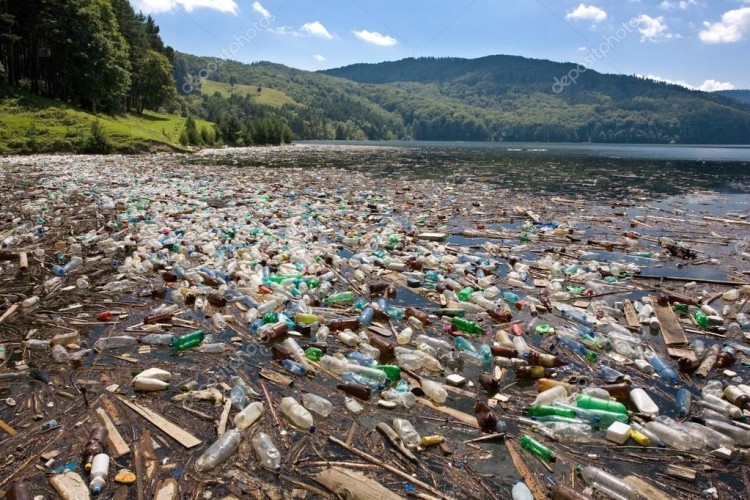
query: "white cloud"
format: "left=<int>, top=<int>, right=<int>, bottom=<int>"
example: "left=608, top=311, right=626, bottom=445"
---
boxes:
left=300, top=21, right=333, bottom=39
left=313, top=54, right=326, bottom=62
left=659, top=0, right=698, bottom=10
left=699, top=7, right=750, bottom=43
left=252, top=1, right=270, bottom=18
left=130, top=0, right=238, bottom=14
left=641, top=74, right=735, bottom=91
left=353, top=29, right=398, bottom=46
left=633, top=14, right=672, bottom=41
left=566, top=4, right=608, bottom=23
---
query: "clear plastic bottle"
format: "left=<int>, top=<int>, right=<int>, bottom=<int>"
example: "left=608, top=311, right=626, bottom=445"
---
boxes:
left=233, top=401, right=264, bottom=430
left=532, top=386, right=568, bottom=406
left=393, top=418, right=421, bottom=448
left=94, top=336, right=137, bottom=351
left=380, top=388, right=417, bottom=408
left=89, top=453, right=109, bottom=495
left=579, top=466, right=637, bottom=499
left=537, top=422, right=592, bottom=443
left=301, top=393, right=333, bottom=417
left=195, top=429, right=242, bottom=472
left=420, top=379, right=447, bottom=405
left=280, top=396, right=315, bottom=431
left=512, top=481, right=534, bottom=500
left=252, top=432, right=281, bottom=471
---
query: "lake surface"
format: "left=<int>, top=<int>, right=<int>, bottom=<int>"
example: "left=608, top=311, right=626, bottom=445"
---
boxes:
left=193, top=141, right=750, bottom=201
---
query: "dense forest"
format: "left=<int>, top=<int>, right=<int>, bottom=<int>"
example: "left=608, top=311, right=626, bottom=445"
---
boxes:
left=0, top=1, right=290, bottom=146
left=716, top=90, right=750, bottom=106
left=175, top=52, right=750, bottom=144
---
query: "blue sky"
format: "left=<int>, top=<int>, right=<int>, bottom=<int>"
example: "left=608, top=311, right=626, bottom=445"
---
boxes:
left=130, top=0, right=750, bottom=91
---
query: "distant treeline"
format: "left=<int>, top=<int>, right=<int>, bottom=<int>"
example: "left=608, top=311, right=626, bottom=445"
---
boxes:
left=176, top=53, right=750, bottom=144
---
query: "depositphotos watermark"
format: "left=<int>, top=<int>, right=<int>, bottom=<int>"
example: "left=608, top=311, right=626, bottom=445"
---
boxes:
left=552, top=16, right=645, bottom=94
left=182, top=15, right=275, bottom=94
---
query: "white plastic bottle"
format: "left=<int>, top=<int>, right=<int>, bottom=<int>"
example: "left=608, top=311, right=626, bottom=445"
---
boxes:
left=234, top=401, right=264, bottom=430
left=280, top=396, right=315, bottom=431
left=89, top=453, right=110, bottom=495
left=420, top=379, right=447, bottom=405
left=133, top=377, right=169, bottom=391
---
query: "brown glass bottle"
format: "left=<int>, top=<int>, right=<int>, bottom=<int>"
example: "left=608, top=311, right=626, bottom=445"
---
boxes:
left=537, top=378, right=576, bottom=393
left=474, top=401, right=498, bottom=433
left=336, top=383, right=371, bottom=400
left=490, top=345, right=518, bottom=359
left=82, top=425, right=109, bottom=470
left=478, top=373, right=500, bottom=393
left=367, top=334, right=395, bottom=359
left=259, top=322, right=289, bottom=343
left=600, top=382, right=632, bottom=402
left=677, top=356, right=701, bottom=372
left=716, top=346, right=736, bottom=368
left=724, top=386, right=750, bottom=411
left=487, top=304, right=513, bottom=323
left=367, top=281, right=390, bottom=296
left=516, top=366, right=554, bottom=379
left=327, top=318, right=360, bottom=332
left=207, top=294, right=227, bottom=307
left=271, top=344, right=294, bottom=361
left=404, top=307, right=429, bottom=324
left=144, top=313, right=173, bottom=325
left=526, top=351, right=565, bottom=368
left=5, top=481, right=31, bottom=500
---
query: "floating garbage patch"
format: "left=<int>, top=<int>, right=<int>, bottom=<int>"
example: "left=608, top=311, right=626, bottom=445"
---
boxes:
left=1, top=150, right=750, bottom=499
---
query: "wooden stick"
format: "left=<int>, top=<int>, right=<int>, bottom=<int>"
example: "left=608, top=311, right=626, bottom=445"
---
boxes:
left=328, top=436, right=454, bottom=500
left=0, top=304, right=19, bottom=324
left=505, top=440, right=546, bottom=500
left=217, top=399, right=231, bottom=436
left=377, top=422, right=418, bottom=462
left=703, top=216, right=750, bottom=226
left=95, top=407, right=130, bottom=457
left=116, top=396, right=201, bottom=448
left=259, top=379, right=289, bottom=448
left=0, top=418, right=17, bottom=436
left=415, top=398, right=479, bottom=428
left=636, top=274, right=748, bottom=286
left=315, top=466, right=404, bottom=500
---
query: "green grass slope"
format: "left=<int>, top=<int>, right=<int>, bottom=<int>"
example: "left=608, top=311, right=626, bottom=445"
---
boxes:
left=0, top=88, right=214, bottom=154
left=200, top=80, right=295, bottom=107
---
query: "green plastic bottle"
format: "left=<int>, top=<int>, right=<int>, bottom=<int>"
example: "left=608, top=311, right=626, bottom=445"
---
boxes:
left=171, top=330, right=205, bottom=350
left=454, top=336, right=477, bottom=353
left=527, top=405, right=577, bottom=418
left=451, top=317, right=484, bottom=335
left=327, top=291, right=355, bottom=305
left=693, top=310, right=709, bottom=329
left=576, top=394, right=628, bottom=415
left=457, top=287, right=474, bottom=302
left=304, top=347, right=323, bottom=361
left=374, top=365, right=401, bottom=381
left=520, top=435, right=556, bottom=462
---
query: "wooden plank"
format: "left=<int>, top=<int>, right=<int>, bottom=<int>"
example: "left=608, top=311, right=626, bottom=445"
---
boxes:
left=95, top=407, right=131, bottom=457
left=0, top=418, right=17, bottom=436
left=116, top=396, right=201, bottom=449
left=652, top=298, right=688, bottom=346
left=0, top=304, right=19, bottom=324
left=622, top=300, right=640, bottom=330
left=624, top=475, right=676, bottom=500
left=416, top=398, right=479, bottom=428
left=667, top=346, right=696, bottom=362
left=505, top=440, right=546, bottom=500
left=315, top=466, right=405, bottom=500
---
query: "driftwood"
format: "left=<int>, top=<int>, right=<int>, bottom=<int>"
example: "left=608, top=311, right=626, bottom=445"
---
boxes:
left=315, top=466, right=405, bottom=500
left=153, top=478, right=179, bottom=500
left=95, top=407, right=130, bottom=457
left=504, top=440, right=546, bottom=500
left=652, top=298, right=688, bottom=346
left=116, top=396, right=201, bottom=448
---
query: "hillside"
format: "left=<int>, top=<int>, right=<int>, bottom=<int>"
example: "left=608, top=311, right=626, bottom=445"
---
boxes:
left=199, top=80, right=296, bottom=107
left=0, top=88, right=213, bottom=154
left=176, top=52, right=750, bottom=144
left=715, top=90, right=750, bottom=105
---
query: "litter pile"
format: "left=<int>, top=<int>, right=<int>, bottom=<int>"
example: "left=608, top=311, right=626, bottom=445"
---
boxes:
left=1, top=150, right=750, bottom=499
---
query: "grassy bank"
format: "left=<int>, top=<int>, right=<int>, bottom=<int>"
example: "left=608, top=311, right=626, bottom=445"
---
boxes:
left=0, top=88, right=214, bottom=154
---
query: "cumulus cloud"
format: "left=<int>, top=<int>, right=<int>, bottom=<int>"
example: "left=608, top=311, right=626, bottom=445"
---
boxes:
left=300, top=21, right=333, bottom=39
left=642, top=74, right=735, bottom=91
left=313, top=54, right=326, bottom=62
left=699, top=7, right=750, bottom=43
left=566, top=4, right=608, bottom=23
left=252, top=1, right=270, bottom=18
left=659, top=0, right=698, bottom=10
left=353, top=29, right=398, bottom=46
left=633, top=14, right=672, bottom=41
left=130, top=0, right=238, bottom=14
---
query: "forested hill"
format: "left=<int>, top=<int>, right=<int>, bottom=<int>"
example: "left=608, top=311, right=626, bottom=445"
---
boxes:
left=716, top=90, right=750, bottom=105
left=176, top=52, right=750, bottom=144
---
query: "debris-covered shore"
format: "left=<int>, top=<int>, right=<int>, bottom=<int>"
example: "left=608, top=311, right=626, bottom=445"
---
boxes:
left=1, top=149, right=750, bottom=500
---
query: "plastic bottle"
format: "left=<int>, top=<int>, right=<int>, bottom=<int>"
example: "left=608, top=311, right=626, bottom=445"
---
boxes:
left=536, top=422, right=592, bottom=443
left=451, top=317, right=484, bottom=335
left=716, top=345, right=736, bottom=368
left=537, top=378, right=578, bottom=394
left=576, top=394, right=628, bottom=415
left=170, top=330, right=205, bottom=350
left=724, top=385, right=750, bottom=411
left=89, top=453, right=109, bottom=495
left=234, top=401, right=264, bottom=430
left=629, top=388, right=659, bottom=417
left=532, top=386, right=568, bottom=406
left=195, top=429, right=242, bottom=472
left=644, top=421, right=697, bottom=451
left=301, top=393, right=333, bottom=417
left=675, top=388, right=692, bottom=418
left=396, top=327, right=413, bottom=345
left=578, top=466, right=637, bottom=500
left=133, top=377, right=169, bottom=391
left=527, top=405, right=577, bottom=419
left=557, top=336, right=597, bottom=362
left=693, top=310, right=709, bottom=329
left=512, top=481, right=533, bottom=500
left=82, top=425, right=109, bottom=470
left=373, top=364, right=401, bottom=381
left=139, top=333, right=174, bottom=345
left=645, top=352, right=680, bottom=385
left=345, top=364, right=388, bottom=384
left=280, top=396, right=315, bottom=431
left=681, top=422, right=735, bottom=451
left=520, top=435, right=555, bottom=461
left=252, top=432, right=281, bottom=471
left=380, top=388, right=416, bottom=408
left=698, top=394, right=743, bottom=419
left=421, top=379, right=448, bottom=405
left=281, top=359, right=307, bottom=376
left=94, top=336, right=137, bottom=351
left=320, top=354, right=347, bottom=374
left=702, top=418, right=750, bottom=446
left=516, top=366, right=555, bottom=379
left=393, top=418, right=421, bottom=448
